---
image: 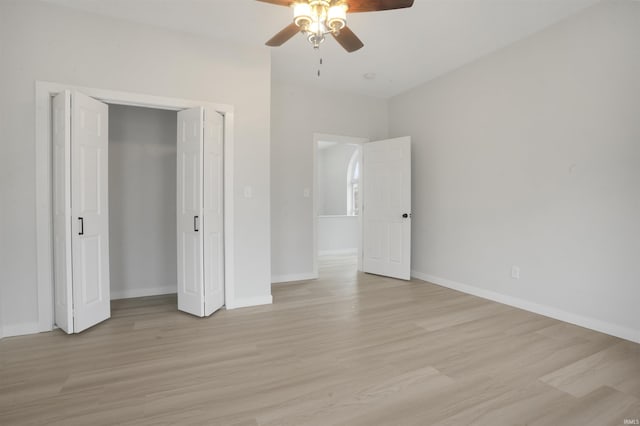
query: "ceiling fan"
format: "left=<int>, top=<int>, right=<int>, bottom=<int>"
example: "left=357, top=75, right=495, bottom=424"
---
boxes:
left=258, top=0, right=414, bottom=53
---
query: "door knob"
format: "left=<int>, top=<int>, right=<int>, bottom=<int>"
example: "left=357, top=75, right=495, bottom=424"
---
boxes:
left=402, top=213, right=410, bottom=218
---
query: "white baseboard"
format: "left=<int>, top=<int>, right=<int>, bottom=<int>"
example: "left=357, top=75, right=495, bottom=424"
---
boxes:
left=271, top=272, right=318, bottom=284
left=0, top=293, right=271, bottom=338
left=411, top=270, right=640, bottom=344
left=2, top=322, right=41, bottom=338
left=318, top=248, right=358, bottom=256
left=110, top=285, right=176, bottom=300
left=226, top=295, right=273, bottom=310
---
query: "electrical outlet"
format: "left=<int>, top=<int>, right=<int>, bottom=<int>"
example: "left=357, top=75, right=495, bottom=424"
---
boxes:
left=511, top=266, right=520, bottom=280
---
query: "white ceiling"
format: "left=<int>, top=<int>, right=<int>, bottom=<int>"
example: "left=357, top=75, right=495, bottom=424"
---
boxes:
left=42, top=0, right=602, bottom=98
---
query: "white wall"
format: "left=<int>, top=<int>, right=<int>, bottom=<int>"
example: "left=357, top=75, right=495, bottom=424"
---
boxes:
left=389, top=0, right=640, bottom=341
left=109, top=105, right=177, bottom=300
left=0, top=66, right=4, bottom=336
left=0, top=3, right=11, bottom=338
left=318, top=143, right=358, bottom=215
left=271, top=81, right=388, bottom=282
left=0, top=0, right=271, bottom=334
left=318, top=216, right=359, bottom=254
left=0, top=288, right=3, bottom=339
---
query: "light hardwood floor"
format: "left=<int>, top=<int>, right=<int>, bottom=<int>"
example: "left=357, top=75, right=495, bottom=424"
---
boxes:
left=1, top=255, right=638, bottom=425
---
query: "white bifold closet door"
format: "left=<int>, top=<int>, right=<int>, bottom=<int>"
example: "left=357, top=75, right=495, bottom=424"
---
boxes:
left=362, top=137, right=412, bottom=280
left=53, top=90, right=73, bottom=333
left=53, top=96, right=224, bottom=333
left=177, top=107, right=225, bottom=317
left=53, top=90, right=111, bottom=334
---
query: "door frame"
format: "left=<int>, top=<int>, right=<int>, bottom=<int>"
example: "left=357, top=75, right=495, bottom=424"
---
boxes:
left=35, top=81, right=236, bottom=332
left=312, top=133, right=369, bottom=278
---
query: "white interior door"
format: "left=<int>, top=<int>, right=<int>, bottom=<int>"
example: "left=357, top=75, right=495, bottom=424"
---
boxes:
left=52, top=90, right=73, bottom=333
left=177, top=107, right=205, bottom=316
left=203, top=110, right=225, bottom=316
left=362, top=137, right=412, bottom=280
left=71, top=91, right=111, bottom=332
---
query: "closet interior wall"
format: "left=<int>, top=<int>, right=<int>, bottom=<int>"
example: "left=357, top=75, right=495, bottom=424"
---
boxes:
left=108, top=105, right=178, bottom=300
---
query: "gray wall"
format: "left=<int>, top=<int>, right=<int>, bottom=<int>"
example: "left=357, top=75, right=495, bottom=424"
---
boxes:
left=389, top=0, right=640, bottom=338
left=270, top=81, right=388, bottom=281
left=109, top=105, right=177, bottom=299
left=0, top=0, right=271, bottom=334
left=318, top=143, right=358, bottom=216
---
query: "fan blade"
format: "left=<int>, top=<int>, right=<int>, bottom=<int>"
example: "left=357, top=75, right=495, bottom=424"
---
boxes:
left=256, top=0, right=291, bottom=6
left=346, top=0, right=414, bottom=13
left=266, top=23, right=301, bottom=46
left=332, top=26, right=364, bottom=53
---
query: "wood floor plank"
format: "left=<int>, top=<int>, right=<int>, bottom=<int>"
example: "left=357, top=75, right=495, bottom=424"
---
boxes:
left=531, top=386, right=640, bottom=426
left=540, top=341, right=640, bottom=398
left=1, top=254, right=638, bottom=425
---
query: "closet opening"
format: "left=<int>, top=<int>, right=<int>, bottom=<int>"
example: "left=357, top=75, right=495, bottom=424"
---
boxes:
left=37, top=83, right=235, bottom=334
left=108, top=105, right=178, bottom=302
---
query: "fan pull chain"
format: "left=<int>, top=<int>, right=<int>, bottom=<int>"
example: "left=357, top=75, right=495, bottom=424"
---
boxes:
left=317, top=57, right=323, bottom=78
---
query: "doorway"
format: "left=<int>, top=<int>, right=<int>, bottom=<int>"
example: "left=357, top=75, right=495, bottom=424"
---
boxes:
left=35, top=82, right=236, bottom=333
left=313, top=133, right=368, bottom=278
left=109, top=105, right=178, bottom=300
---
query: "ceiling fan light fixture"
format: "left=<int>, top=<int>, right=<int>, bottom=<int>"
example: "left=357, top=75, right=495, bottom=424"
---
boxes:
left=308, top=20, right=327, bottom=34
left=263, top=0, right=415, bottom=53
left=293, top=3, right=312, bottom=28
left=327, top=4, right=347, bottom=31
left=307, top=33, right=325, bottom=48
left=292, top=0, right=346, bottom=48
